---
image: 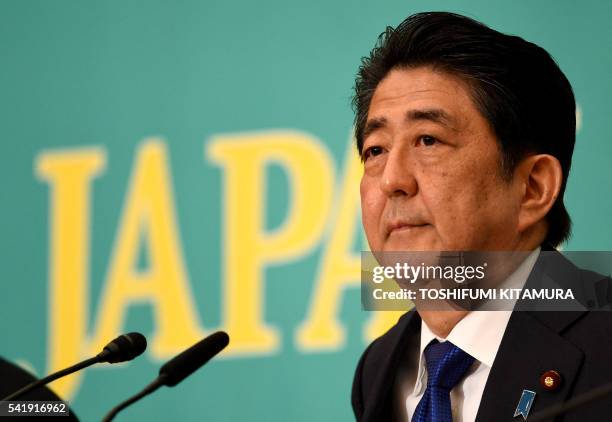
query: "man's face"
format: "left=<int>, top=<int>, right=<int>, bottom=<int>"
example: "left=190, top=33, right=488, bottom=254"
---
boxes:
left=360, top=66, right=522, bottom=252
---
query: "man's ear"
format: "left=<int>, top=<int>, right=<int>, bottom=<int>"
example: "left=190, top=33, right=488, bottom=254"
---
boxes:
left=516, top=154, right=563, bottom=233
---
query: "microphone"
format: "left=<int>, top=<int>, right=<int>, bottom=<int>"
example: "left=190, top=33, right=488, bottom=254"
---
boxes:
left=101, top=331, right=230, bottom=422
left=98, top=332, right=148, bottom=363
left=2, top=332, right=147, bottom=401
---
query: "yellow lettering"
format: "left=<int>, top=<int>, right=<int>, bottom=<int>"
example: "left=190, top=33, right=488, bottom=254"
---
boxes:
left=296, top=140, right=362, bottom=350
left=91, top=140, right=203, bottom=358
left=207, top=131, right=333, bottom=354
left=296, top=138, right=406, bottom=349
left=36, top=148, right=106, bottom=398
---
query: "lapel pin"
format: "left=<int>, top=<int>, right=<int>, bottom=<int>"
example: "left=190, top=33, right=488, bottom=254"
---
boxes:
left=514, top=389, right=536, bottom=420
left=540, top=370, right=562, bottom=391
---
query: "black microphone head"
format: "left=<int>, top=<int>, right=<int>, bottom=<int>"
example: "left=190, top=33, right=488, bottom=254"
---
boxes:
left=159, top=331, right=229, bottom=387
left=99, top=332, right=147, bottom=363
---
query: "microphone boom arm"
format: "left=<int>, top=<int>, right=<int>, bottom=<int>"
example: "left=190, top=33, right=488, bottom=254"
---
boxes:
left=101, top=375, right=168, bottom=422
left=2, top=356, right=101, bottom=401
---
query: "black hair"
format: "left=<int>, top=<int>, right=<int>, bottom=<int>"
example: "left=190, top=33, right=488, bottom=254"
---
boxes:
left=353, top=12, right=575, bottom=247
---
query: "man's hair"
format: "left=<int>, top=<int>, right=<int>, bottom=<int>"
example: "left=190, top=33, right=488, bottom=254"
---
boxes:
left=353, top=12, right=576, bottom=247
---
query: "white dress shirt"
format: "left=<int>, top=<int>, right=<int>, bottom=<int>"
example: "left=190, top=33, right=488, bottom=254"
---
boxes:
left=400, top=248, right=541, bottom=422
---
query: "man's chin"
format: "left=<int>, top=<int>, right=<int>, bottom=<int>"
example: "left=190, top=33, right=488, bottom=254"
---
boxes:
left=382, top=237, right=440, bottom=252
left=382, top=226, right=440, bottom=252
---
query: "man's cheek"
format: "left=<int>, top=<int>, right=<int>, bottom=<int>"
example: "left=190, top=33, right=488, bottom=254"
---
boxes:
left=360, top=200, right=379, bottom=245
left=360, top=181, right=382, bottom=214
left=360, top=213, right=381, bottom=250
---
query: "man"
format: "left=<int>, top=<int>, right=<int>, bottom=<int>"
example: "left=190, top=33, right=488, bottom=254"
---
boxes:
left=351, top=12, right=612, bottom=422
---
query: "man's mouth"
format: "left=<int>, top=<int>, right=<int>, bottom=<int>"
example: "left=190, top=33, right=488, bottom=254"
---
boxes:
left=386, top=222, right=430, bottom=236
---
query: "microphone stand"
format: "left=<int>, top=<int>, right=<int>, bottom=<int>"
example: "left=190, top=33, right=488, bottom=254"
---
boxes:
left=2, top=332, right=147, bottom=402
left=2, top=356, right=101, bottom=401
left=100, top=331, right=229, bottom=421
left=101, top=375, right=167, bottom=422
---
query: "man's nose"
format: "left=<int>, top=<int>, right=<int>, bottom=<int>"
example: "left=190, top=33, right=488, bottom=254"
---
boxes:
left=379, top=147, right=418, bottom=197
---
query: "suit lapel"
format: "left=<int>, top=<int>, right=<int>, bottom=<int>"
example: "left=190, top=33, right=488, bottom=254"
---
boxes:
left=362, top=310, right=421, bottom=422
left=476, top=311, right=584, bottom=422
left=476, top=249, right=587, bottom=422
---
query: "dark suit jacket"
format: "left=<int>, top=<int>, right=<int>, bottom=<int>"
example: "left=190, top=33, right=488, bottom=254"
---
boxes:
left=352, top=250, right=612, bottom=421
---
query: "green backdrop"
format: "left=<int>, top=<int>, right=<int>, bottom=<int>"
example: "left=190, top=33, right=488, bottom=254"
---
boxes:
left=1, top=1, right=611, bottom=420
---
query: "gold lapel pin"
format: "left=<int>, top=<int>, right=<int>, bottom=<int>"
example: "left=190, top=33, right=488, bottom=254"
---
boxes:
left=540, top=370, right=562, bottom=391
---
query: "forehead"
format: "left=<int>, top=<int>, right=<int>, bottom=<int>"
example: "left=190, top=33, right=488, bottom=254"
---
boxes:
left=366, top=66, right=483, bottom=132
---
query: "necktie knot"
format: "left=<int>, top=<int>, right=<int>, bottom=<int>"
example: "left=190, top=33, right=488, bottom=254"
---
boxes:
left=411, top=340, right=476, bottom=422
left=424, top=340, right=475, bottom=390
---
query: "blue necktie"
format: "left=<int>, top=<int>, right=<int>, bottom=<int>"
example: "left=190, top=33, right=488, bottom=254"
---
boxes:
left=411, top=340, right=475, bottom=422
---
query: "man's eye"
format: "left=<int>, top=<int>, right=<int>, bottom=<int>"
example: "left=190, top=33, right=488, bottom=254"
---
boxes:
left=418, top=135, right=438, bottom=147
left=363, top=146, right=384, bottom=160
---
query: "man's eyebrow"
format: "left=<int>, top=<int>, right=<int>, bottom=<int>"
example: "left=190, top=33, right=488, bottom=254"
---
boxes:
left=363, top=108, right=457, bottom=141
left=406, top=108, right=457, bottom=129
left=362, top=117, right=387, bottom=140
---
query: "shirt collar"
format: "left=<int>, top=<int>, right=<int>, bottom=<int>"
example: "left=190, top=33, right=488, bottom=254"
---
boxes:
left=412, top=247, right=541, bottom=393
